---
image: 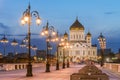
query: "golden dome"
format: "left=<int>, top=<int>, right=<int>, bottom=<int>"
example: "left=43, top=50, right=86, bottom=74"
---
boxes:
left=64, top=31, right=68, bottom=37
left=70, top=18, right=84, bottom=30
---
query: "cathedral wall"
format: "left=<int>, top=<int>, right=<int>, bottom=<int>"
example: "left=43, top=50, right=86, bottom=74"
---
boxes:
left=70, top=30, right=85, bottom=41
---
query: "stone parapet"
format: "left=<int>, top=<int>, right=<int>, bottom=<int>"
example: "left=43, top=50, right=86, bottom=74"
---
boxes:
left=0, top=63, right=44, bottom=71
left=104, top=63, right=120, bottom=73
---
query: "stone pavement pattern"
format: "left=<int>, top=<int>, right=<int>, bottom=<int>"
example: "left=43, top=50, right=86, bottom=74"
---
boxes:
left=70, top=64, right=109, bottom=80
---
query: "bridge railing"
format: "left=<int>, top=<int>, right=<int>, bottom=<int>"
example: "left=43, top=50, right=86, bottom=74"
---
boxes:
left=0, top=63, right=45, bottom=71
left=104, top=63, right=120, bottom=73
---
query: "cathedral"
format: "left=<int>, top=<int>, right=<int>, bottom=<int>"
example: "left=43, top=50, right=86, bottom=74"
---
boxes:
left=58, top=18, right=97, bottom=63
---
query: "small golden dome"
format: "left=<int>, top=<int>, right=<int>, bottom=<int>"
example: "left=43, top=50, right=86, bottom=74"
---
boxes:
left=87, top=32, right=91, bottom=37
left=64, top=31, right=68, bottom=37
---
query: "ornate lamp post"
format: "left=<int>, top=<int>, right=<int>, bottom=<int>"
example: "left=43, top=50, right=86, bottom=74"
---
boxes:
left=20, top=3, right=41, bottom=77
left=0, top=35, right=9, bottom=56
left=48, top=43, right=52, bottom=65
left=59, top=40, right=68, bottom=69
left=59, top=32, right=70, bottom=69
left=11, top=38, right=18, bottom=55
left=64, top=42, right=71, bottom=68
left=41, top=22, right=56, bottom=72
left=32, top=45, right=37, bottom=55
left=20, top=41, right=26, bottom=53
left=66, top=44, right=72, bottom=68
left=55, top=32, right=60, bottom=70
left=23, top=36, right=29, bottom=43
left=98, top=33, right=106, bottom=67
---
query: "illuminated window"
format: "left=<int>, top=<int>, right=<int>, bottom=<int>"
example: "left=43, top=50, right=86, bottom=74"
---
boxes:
left=88, top=51, right=90, bottom=55
left=76, top=50, right=80, bottom=55
left=83, top=51, right=85, bottom=55
left=93, top=51, right=95, bottom=55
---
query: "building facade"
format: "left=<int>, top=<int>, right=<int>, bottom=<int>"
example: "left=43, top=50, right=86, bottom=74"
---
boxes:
left=58, top=18, right=97, bottom=63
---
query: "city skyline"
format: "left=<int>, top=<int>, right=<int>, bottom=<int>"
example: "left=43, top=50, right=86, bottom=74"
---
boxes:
left=0, top=0, right=120, bottom=53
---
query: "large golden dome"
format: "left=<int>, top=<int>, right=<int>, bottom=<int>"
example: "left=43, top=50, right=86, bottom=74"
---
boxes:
left=70, top=18, right=84, bottom=30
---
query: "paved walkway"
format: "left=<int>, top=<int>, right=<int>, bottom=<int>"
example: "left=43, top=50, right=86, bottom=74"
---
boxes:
left=96, top=65, right=120, bottom=80
left=0, top=64, right=85, bottom=80
left=0, top=64, right=120, bottom=80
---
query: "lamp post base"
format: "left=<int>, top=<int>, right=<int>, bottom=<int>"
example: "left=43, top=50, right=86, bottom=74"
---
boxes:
left=100, top=61, right=104, bottom=67
left=26, top=62, right=33, bottom=77
left=46, top=62, right=50, bottom=72
left=62, top=62, right=65, bottom=69
left=56, top=62, right=59, bottom=70
left=67, top=62, right=69, bottom=68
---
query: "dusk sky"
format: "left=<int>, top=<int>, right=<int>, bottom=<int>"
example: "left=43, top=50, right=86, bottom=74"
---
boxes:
left=0, top=0, right=120, bottom=53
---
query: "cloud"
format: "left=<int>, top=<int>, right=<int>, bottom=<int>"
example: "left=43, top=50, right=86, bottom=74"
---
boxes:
left=0, top=22, right=11, bottom=34
left=104, top=11, right=116, bottom=15
left=0, top=23, right=9, bottom=29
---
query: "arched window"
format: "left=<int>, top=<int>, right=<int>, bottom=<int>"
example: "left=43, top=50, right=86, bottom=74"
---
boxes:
left=76, top=50, right=80, bottom=55
left=76, top=35, right=78, bottom=39
left=93, top=51, right=95, bottom=56
left=83, top=51, right=85, bottom=56
left=79, top=35, right=81, bottom=39
left=88, top=51, right=90, bottom=55
left=74, top=34, right=75, bottom=39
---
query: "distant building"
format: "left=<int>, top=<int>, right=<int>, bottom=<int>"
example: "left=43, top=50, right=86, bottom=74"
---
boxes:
left=115, top=53, right=120, bottom=59
left=97, top=48, right=112, bottom=56
left=0, top=53, right=2, bottom=58
left=115, top=49, right=120, bottom=59
left=16, top=53, right=28, bottom=58
left=7, top=52, right=14, bottom=59
left=36, top=50, right=46, bottom=61
left=58, top=18, right=97, bottom=63
left=119, top=49, right=120, bottom=53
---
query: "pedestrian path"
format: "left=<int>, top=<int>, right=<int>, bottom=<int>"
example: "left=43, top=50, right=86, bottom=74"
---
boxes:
left=0, top=64, right=85, bottom=80
left=0, top=64, right=120, bottom=80
left=96, top=65, right=120, bottom=80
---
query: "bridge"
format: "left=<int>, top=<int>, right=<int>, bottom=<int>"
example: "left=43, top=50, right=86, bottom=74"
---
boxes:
left=0, top=63, right=120, bottom=80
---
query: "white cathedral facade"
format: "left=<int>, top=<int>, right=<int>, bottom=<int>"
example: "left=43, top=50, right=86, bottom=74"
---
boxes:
left=58, top=18, right=97, bottom=63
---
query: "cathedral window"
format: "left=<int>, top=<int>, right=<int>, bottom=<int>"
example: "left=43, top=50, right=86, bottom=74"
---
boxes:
left=88, top=51, right=90, bottom=55
left=83, top=51, right=85, bottom=55
left=93, top=51, right=95, bottom=56
left=60, top=51, right=62, bottom=56
left=76, top=45, right=79, bottom=47
left=76, top=35, right=78, bottom=39
left=71, top=35, right=72, bottom=39
left=76, top=50, right=80, bottom=55
left=79, top=35, right=81, bottom=39
left=74, top=35, right=75, bottom=39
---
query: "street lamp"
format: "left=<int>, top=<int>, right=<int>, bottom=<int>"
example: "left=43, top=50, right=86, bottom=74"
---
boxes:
left=48, top=43, right=52, bottom=66
left=66, top=45, right=72, bottom=68
left=11, top=38, right=18, bottom=55
left=59, top=32, right=70, bottom=69
left=64, top=42, right=71, bottom=68
left=59, top=40, right=68, bottom=69
left=41, top=22, right=56, bottom=72
left=0, top=35, right=9, bottom=56
left=98, top=33, right=106, bottom=67
left=32, top=45, right=37, bottom=55
left=23, top=36, right=29, bottom=43
left=55, top=32, right=60, bottom=70
left=20, top=41, right=26, bottom=53
left=20, top=3, right=41, bottom=77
